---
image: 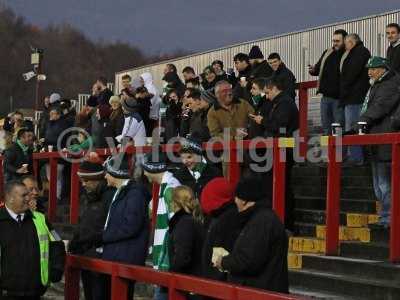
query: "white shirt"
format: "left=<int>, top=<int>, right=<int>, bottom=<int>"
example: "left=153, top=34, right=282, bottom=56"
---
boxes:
left=116, top=113, right=146, bottom=147
left=5, top=205, right=25, bottom=222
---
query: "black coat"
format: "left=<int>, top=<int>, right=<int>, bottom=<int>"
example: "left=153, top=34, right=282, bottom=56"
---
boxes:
left=137, top=96, right=152, bottom=136
left=262, top=92, right=299, bottom=137
left=110, top=107, right=125, bottom=137
left=44, top=118, right=69, bottom=149
left=340, top=42, right=371, bottom=106
left=249, top=60, right=273, bottom=80
left=221, top=203, right=288, bottom=293
left=180, top=108, right=211, bottom=142
left=0, top=208, right=46, bottom=296
left=168, top=210, right=204, bottom=276
left=273, top=64, right=297, bottom=100
left=233, top=65, right=252, bottom=102
left=359, top=72, right=400, bottom=161
left=3, top=142, right=33, bottom=182
left=202, top=203, right=242, bottom=281
left=387, top=41, right=400, bottom=74
left=164, top=101, right=183, bottom=142
left=248, top=97, right=272, bottom=138
left=310, top=48, right=344, bottom=99
left=91, top=114, right=115, bottom=149
left=163, top=72, right=186, bottom=97
left=38, top=107, right=50, bottom=139
left=172, top=162, right=222, bottom=199
left=69, top=181, right=115, bottom=257
left=87, top=88, right=113, bottom=107
left=102, top=181, right=150, bottom=265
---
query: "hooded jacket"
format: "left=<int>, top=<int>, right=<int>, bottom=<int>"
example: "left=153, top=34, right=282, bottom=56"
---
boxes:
left=141, top=72, right=162, bottom=120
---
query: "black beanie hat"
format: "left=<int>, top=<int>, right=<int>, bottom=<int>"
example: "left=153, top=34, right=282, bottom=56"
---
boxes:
left=77, top=160, right=105, bottom=180
left=142, top=151, right=168, bottom=174
left=180, top=138, right=203, bottom=155
left=235, top=174, right=268, bottom=202
left=248, top=45, right=264, bottom=60
left=103, top=153, right=131, bottom=179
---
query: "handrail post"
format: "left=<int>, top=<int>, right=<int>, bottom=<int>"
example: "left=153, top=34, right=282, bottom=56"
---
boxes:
left=298, top=84, right=309, bottom=158
left=111, top=272, right=129, bottom=300
left=325, top=136, right=341, bottom=255
left=273, top=138, right=286, bottom=222
left=152, top=183, right=160, bottom=232
left=70, top=162, right=80, bottom=224
left=390, top=142, right=400, bottom=262
left=168, top=276, right=186, bottom=300
left=48, top=157, right=58, bottom=222
left=64, top=256, right=81, bottom=300
left=228, top=141, right=240, bottom=186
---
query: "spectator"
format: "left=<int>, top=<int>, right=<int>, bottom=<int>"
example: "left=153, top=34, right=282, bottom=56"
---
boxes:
left=247, top=78, right=271, bottom=138
left=22, top=175, right=46, bottom=213
left=163, top=71, right=186, bottom=97
left=0, top=181, right=63, bottom=299
left=60, top=99, right=77, bottom=128
left=386, top=23, right=400, bottom=74
left=135, top=87, right=153, bottom=136
left=340, top=33, right=371, bottom=165
left=268, top=53, right=297, bottom=100
left=164, top=63, right=178, bottom=75
left=249, top=77, right=299, bottom=231
left=142, top=151, right=181, bottom=300
left=248, top=45, right=274, bottom=80
left=102, top=154, right=151, bottom=300
left=214, top=175, right=289, bottom=293
left=87, top=77, right=113, bottom=107
left=140, top=72, right=162, bottom=126
left=121, top=74, right=134, bottom=94
left=68, top=130, right=93, bottom=154
left=201, top=66, right=218, bottom=92
left=163, top=89, right=183, bottom=142
left=11, top=110, right=25, bottom=141
left=358, top=57, right=400, bottom=229
left=38, top=96, right=50, bottom=139
left=309, top=29, right=347, bottom=135
left=117, top=97, right=147, bottom=147
left=200, top=177, right=242, bottom=281
left=173, top=138, right=221, bottom=198
left=169, top=186, right=204, bottom=277
left=49, top=92, right=61, bottom=107
left=180, top=89, right=214, bottom=142
left=109, top=95, right=125, bottom=138
left=207, top=81, right=254, bottom=139
left=233, top=52, right=252, bottom=101
left=211, top=60, right=228, bottom=82
left=4, top=127, right=34, bottom=182
left=68, top=158, right=115, bottom=300
left=185, top=77, right=201, bottom=89
left=182, top=66, right=197, bottom=84
left=92, top=104, right=113, bottom=148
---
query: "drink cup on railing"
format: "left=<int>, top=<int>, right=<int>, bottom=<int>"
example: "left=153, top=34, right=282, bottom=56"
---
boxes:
left=331, top=123, right=341, bottom=136
left=358, top=121, right=368, bottom=135
left=48, top=145, right=54, bottom=152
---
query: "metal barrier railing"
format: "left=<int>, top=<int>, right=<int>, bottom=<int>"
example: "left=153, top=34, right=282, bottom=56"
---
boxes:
left=65, top=255, right=301, bottom=300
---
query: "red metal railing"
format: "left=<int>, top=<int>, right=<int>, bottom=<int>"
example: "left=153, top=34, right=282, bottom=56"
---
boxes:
left=65, top=255, right=300, bottom=300
left=324, top=133, right=400, bottom=263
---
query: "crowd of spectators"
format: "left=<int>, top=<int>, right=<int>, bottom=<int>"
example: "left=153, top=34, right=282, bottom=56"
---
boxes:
left=0, top=22, right=400, bottom=299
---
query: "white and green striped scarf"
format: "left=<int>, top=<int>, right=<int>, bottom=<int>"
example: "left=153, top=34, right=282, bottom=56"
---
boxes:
left=152, top=171, right=181, bottom=270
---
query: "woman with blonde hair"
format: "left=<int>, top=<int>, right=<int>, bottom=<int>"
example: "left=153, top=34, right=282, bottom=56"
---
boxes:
left=167, top=186, right=204, bottom=281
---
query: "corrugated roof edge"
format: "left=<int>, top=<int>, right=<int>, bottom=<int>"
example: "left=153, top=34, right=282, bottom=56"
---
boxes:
left=116, top=8, right=400, bottom=75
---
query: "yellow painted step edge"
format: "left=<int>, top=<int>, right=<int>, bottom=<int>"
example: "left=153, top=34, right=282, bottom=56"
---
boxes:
left=289, top=237, right=326, bottom=254
left=316, top=225, right=370, bottom=243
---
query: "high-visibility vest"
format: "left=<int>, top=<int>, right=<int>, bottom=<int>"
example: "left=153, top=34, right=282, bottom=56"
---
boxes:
left=32, top=211, right=54, bottom=286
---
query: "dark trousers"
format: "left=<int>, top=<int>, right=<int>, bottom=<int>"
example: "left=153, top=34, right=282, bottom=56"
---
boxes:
left=0, top=296, right=40, bottom=300
left=103, top=275, right=135, bottom=300
left=81, top=270, right=109, bottom=300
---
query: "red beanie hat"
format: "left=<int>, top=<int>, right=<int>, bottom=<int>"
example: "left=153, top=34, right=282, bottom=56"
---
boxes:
left=200, top=177, right=235, bottom=215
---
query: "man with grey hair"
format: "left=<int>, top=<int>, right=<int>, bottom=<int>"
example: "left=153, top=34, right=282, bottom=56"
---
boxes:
left=207, top=80, right=254, bottom=139
left=340, top=33, right=371, bottom=165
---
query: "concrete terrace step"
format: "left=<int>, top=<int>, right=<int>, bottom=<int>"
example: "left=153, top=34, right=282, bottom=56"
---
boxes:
left=294, top=209, right=379, bottom=226
left=292, top=164, right=372, bottom=177
left=289, top=268, right=400, bottom=300
left=295, top=197, right=378, bottom=213
left=295, top=223, right=371, bottom=242
left=339, top=241, right=389, bottom=260
left=293, top=185, right=375, bottom=200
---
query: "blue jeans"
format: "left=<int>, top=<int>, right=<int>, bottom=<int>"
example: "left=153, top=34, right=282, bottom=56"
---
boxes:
left=345, top=104, right=364, bottom=162
left=154, top=286, right=168, bottom=300
left=371, top=161, right=392, bottom=225
left=320, top=96, right=344, bottom=135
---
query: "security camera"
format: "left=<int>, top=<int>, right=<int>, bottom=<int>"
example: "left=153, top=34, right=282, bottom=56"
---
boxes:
left=22, top=71, right=36, bottom=81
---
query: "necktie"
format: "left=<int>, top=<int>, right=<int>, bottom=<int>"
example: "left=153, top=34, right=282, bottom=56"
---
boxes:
left=16, top=215, right=22, bottom=224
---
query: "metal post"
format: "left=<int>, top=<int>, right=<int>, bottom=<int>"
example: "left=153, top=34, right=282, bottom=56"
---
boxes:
left=70, top=162, right=80, bottom=224
left=390, top=143, right=400, bottom=262
left=273, top=139, right=286, bottom=222
left=228, top=143, right=240, bottom=186
left=64, top=257, right=81, bottom=300
left=325, top=136, right=342, bottom=255
left=111, top=274, right=129, bottom=300
left=48, top=157, right=58, bottom=222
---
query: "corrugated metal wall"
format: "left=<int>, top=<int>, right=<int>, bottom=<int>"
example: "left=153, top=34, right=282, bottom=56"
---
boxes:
left=114, top=10, right=400, bottom=130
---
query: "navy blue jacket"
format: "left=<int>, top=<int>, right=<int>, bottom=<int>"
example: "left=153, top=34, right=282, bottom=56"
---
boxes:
left=102, top=181, right=151, bottom=265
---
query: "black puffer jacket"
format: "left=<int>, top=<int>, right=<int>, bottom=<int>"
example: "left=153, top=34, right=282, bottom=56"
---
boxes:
left=180, top=108, right=211, bottom=142
left=172, top=162, right=222, bottom=199
left=0, top=209, right=46, bottom=297
left=202, top=202, right=242, bottom=281
left=3, top=142, right=33, bottom=182
left=340, top=42, right=371, bottom=106
left=233, top=65, right=252, bottom=102
left=44, top=118, right=69, bottom=149
left=69, top=181, right=115, bottom=257
left=221, top=203, right=288, bottom=293
left=359, top=72, right=400, bottom=161
left=387, top=41, right=400, bottom=74
left=273, top=64, right=297, bottom=100
left=249, top=60, right=273, bottom=80
left=168, top=210, right=204, bottom=276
